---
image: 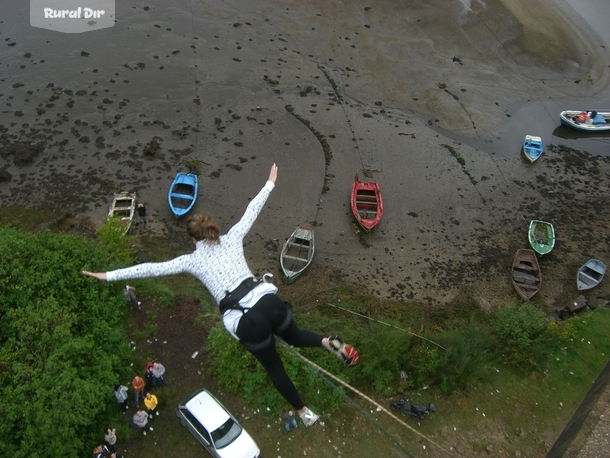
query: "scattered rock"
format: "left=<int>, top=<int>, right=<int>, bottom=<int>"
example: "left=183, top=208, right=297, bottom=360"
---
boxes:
left=143, top=137, right=161, bottom=157
left=0, top=168, right=12, bottom=182
left=567, top=295, right=587, bottom=313
left=0, top=141, right=45, bottom=166
left=589, top=298, right=609, bottom=310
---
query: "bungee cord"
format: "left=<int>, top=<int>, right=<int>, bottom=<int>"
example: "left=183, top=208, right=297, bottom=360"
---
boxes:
left=278, top=340, right=460, bottom=458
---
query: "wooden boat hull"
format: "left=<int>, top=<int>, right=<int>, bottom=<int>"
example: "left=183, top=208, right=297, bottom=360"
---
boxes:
left=108, top=191, right=136, bottom=234
left=577, top=259, right=606, bottom=291
left=522, top=135, right=543, bottom=163
left=512, top=249, right=542, bottom=301
left=560, top=110, right=610, bottom=132
left=350, top=173, right=383, bottom=232
left=528, top=220, right=555, bottom=256
left=168, top=172, right=198, bottom=217
left=280, top=226, right=314, bottom=284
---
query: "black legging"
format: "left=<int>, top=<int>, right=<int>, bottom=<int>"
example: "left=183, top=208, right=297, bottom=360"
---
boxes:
left=235, top=293, right=322, bottom=409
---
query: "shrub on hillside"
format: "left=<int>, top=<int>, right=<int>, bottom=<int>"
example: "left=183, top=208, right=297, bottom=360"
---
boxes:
left=493, top=302, right=552, bottom=370
left=0, top=226, right=133, bottom=457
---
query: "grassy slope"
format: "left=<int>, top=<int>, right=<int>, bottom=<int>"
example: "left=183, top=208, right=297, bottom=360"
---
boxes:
left=3, top=206, right=609, bottom=457
left=120, top=304, right=610, bottom=458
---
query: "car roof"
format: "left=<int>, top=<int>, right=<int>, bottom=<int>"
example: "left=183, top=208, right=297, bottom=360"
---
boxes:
left=184, top=389, right=231, bottom=432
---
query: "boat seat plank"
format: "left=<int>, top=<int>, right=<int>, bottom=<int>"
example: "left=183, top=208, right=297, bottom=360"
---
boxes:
left=513, top=272, right=538, bottom=285
left=287, top=241, right=310, bottom=248
left=515, top=262, right=535, bottom=271
left=282, top=255, right=308, bottom=261
left=171, top=193, right=194, bottom=200
left=579, top=272, right=600, bottom=282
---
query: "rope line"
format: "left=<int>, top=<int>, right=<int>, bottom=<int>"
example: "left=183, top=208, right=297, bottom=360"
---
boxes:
left=293, top=349, right=415, bottom=458
left=278, top=341, right=458, bottom=458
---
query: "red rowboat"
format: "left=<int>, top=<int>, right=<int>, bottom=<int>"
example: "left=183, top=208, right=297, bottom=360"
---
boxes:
left=350, top=173, right=383, bottom=232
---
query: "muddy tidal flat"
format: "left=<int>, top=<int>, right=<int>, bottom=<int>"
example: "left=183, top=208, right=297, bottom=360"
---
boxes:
left=1, top=0, right=610, bottom=307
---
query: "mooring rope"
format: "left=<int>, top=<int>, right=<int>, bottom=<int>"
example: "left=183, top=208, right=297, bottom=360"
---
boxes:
left=325, top=302, right=449, bottom=352
left=278, top=341, right=459, bottom=458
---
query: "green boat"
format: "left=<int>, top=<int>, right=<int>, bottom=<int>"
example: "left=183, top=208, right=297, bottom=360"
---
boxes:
left=528, top=220, right=555, bottom=255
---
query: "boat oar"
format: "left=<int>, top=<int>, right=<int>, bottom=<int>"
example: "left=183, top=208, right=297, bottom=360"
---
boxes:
left=326, top=302, right=448, bottom=352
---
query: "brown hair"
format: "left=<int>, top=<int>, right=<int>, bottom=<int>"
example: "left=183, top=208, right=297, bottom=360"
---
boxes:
left=187, top=214, right=220, bottom=243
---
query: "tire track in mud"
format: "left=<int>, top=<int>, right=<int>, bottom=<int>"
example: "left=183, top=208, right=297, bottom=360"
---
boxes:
left=284, top=104, right=333, bottom=198
left=440, top=143, right=497, bottom=221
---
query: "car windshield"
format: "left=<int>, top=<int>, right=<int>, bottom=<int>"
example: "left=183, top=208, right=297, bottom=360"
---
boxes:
left=211, top=417, right=242, bottom=449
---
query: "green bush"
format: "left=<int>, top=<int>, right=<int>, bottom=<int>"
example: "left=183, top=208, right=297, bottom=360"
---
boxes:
left=493, top=303, right=552, bottom=370
left=0, top=225, right=133, bottom=457
left=431, top=318, right=495, bottom=393
left=351, top=322, right=411, bottom=394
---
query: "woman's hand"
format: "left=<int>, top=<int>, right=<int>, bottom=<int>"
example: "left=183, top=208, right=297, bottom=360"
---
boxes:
left=268, top=163, right=278, bottom=184
left=82, top=270, right=107, bottom=281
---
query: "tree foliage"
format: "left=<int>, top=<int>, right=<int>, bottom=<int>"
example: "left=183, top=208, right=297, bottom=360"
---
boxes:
left=0, top=226, right=132, bottom=457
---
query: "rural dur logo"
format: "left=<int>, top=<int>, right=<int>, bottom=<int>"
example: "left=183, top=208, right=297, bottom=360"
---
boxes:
left=30, top=0, right=115, bottom=33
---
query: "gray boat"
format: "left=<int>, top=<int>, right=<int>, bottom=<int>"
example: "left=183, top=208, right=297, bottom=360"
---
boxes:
left=576, top=259, right=606, bottom=291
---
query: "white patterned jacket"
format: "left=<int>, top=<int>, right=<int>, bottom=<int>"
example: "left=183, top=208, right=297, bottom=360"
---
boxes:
left=106, top=181, right=278, bottom=339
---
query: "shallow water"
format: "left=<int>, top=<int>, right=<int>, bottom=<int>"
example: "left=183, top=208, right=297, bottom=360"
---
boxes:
left=442, top=0, right=610, bottom=158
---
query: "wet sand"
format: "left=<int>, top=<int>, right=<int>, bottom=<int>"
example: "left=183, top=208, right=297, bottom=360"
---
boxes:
left=1, top=0, right=610, bottom=307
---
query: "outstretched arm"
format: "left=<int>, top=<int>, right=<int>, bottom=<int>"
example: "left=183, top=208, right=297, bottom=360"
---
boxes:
left=227, top=163, right=278, bottom=238
left=82, top=270, right=107, bottom=281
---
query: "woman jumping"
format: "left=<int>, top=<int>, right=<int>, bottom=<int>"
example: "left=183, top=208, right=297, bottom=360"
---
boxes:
left=83, top=163, right=359, bottom=427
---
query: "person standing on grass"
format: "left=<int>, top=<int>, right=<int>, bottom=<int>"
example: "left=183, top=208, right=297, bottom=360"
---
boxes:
left=92, top=444, right=111, bottom=458
left=144, top=361, right=154, bottom=391
left=144, top=392, right=159, bottom=418
left=113, top=385, right=129, bottom=412
left=104, top=428, right=117, bottom=453
left=283, top=410, right=298, bottom=432
left=83, top=163, right=359, bottom=428
left=123, top=285, right=140, bottom=310
left=132, top=410, right=151, bottom=434
left=131, top=376, right=144, bottom=408
left=151, top=362, right=167, bottom=387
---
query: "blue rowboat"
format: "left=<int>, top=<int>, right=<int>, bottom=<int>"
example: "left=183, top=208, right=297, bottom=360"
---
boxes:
left=522, top=135, right=543, bottom=163
left=168, top=172, right=198, bottom=217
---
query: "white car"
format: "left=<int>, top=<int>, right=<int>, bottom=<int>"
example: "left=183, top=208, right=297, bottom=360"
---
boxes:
left=176, top=389, right=261, bottom=458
